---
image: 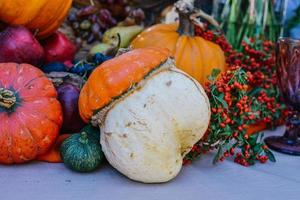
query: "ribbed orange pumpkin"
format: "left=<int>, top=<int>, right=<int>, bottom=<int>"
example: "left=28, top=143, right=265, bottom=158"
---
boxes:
left=79, top=47, right=171, bottom=122
left=0, top=0, right=72, bottom=38
left=131, top=0, right=226, bottom=84
left=0, top=63, right=62, bottom=164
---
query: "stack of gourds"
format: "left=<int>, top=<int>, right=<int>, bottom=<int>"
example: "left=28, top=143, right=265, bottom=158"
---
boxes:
left=0, top=0, right=230, bottom=183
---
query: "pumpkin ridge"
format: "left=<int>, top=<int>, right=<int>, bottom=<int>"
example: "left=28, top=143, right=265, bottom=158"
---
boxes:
left=0, top=118, right=13, bottom=164
left=16, top=114, right=40, bottom=155
left=0, top=64, right=18, bottom=89
left=174, top=36, right=188, bottom=67
left=15, top=75, right=45, bottom=92
left=18, top=85, right=57, bottom=101
left=7, top=120, right=14, bottom=163
left=195, top=37, right=206, bottom=83
left=30, top=105, right=62, bottom=127
left=191, top=37, right=203, bottom=81
left=187, top=38, right=197, bottom=81
left=37, top=0, right=72, bottom=37
left=15, top=101, right=61, bottom=150
left=91, top=58, right=175, bottom=126
left=16, top=112, right=40, bottom=152
left=29, top=1, right=53, bottom=26
left=9, top=116, right=33, bottom=163
left=131, top=24, right=179, bottom=54
left=26, top=98, right=62, bottom=126
left=22, top=0, right=47, bottom=25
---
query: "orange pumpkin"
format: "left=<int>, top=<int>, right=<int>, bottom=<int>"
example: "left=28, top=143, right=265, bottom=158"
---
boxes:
left=79, top=47, right=171, bottom=122
left=37, top=134, right=71, bottom=163
left=0, top=63, right=63, bottom=164
left=0, top=0, right=72, bottom=38
left=131, top=1, right=226, bottom=84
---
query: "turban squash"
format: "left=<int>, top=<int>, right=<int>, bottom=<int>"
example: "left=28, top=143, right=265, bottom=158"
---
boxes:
left=131, top=0, right=226, bottom=84
left=79, top=47, right=211, bottom=183
left=0, top=63, right=62, bottom=164
left=0, top=0, right=72, bottom=38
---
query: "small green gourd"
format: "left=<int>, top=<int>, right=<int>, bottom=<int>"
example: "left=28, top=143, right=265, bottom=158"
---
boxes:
left=60, top=127, right=104, bottom=172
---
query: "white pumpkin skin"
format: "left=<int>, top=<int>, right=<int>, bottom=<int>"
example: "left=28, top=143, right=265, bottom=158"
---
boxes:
left=100, top=63, right=210, bottom=183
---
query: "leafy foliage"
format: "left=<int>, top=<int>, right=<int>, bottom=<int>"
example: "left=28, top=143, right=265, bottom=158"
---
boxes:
left=184, top=27, right=288, bottom=166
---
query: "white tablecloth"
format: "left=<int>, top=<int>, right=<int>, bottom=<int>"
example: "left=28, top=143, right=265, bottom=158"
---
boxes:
left=1, top=126, right=300, bottom=200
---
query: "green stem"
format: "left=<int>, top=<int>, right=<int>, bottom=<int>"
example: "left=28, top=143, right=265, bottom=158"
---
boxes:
left=79, top=132, right=89, bottom=144
left=0, top=88, right=16, bottom=109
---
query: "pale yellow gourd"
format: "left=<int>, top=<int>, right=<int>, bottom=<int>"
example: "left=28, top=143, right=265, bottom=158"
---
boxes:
left=79, top=47, right=211, bottom=183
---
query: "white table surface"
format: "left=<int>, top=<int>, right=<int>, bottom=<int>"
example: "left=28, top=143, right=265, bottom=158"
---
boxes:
left=1, top=126, right=300, bottom=200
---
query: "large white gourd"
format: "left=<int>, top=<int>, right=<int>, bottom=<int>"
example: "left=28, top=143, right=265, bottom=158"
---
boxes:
left=99, top=61, right=210, bottom=183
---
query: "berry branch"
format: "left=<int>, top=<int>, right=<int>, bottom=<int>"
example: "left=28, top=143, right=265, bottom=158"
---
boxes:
left=184, top=27, right=288, bottom=166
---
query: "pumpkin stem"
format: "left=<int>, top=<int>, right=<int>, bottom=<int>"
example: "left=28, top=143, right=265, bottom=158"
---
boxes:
left=175, top=0, right=221, bottom=35
left=176, top=0, right=195, bottom=36
left=0, top=88, right=16, bottom=109
left=79, top=132, right=89, bottom=144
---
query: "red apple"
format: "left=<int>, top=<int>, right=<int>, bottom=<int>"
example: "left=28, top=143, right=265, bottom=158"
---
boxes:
left=0, top=26, right=44, bottom=66
left=42, top=31, right=76, bottom=65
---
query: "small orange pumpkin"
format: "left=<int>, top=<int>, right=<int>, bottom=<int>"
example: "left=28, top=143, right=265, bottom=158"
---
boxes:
left=0, top=63, right=63, bottom=164
left=0, top=0, right=72, bottom=38
left=131, top=0, right=226, bottom=84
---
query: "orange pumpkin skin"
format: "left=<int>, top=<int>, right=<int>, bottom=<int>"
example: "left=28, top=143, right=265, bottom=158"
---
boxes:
left=0, top=63, right=63, bottom=164
left=0, top=0, right=72, bottom=38
left=79, top=47, right=171, bottom=122
left=37, top=134, right=71, bottom=163
left=131, top=23, right=226, bottom=85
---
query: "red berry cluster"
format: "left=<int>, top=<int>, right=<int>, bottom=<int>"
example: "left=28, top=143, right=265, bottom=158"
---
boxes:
left=195, top=26, right=233, bottom=54
left=235, top=144, right=270, bottom=166
left=184, top=27, right=288, bottom=166
left=200, top=27, right=288, bottom=127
